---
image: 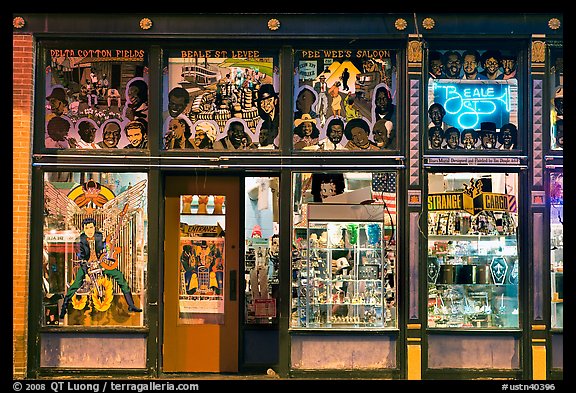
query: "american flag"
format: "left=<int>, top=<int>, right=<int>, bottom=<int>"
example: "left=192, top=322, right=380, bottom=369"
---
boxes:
left=372, top=172, right=396, bottom=225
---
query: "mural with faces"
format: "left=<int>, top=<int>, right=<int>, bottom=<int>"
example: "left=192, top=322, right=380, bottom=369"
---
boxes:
left=426, top=49, right=519, bottom=151
left=293, top=49, right=398, bottom=151
left=44, top=48, right=148, bottom=150
left=163, top=49, right=280, bottom=150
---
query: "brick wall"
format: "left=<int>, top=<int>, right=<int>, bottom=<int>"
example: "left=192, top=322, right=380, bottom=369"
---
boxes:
left=13, top=32, right=34, bottom=379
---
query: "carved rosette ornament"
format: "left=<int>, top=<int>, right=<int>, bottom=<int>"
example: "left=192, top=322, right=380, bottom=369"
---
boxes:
left=13, top=16, right=25, bottom=29
left=548, top=18, right=561, bottom=30
left=395, top=18, right=407, bottom=31
left=422, top=18, right=435, bottom=30
left=408, top=41, right=423, bottom=63
left=268, top=18, right=280, bottom=31
left=139, top=18, right=152, bottom=30
left=532, top=41, right=546, bottom=63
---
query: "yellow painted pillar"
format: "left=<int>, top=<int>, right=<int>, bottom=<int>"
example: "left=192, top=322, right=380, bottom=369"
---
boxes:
left=407, top=340, right=422, bottom=380
left=407, top=324, right=422, bottom=380
left=531, top=325, right=547, bottom=380
left=532, top=338, right=547, bottom=380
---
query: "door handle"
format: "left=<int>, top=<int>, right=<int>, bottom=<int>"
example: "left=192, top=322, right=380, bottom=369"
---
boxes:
left=229, top=270, right=237, bottom=301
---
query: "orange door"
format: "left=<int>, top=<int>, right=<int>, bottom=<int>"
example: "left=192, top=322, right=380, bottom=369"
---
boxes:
left=163, top=175, right=239, bottom=372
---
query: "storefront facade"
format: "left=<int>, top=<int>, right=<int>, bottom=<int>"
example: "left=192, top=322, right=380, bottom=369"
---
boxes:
left=12, top=13, right=563, bottom=380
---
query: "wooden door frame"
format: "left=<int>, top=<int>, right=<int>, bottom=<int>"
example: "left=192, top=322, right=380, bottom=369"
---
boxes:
left=162, top=174, right=240, bottom=373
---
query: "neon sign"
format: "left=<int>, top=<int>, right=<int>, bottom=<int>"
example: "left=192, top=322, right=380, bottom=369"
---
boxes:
left=429, top=79, right=518, bottom=130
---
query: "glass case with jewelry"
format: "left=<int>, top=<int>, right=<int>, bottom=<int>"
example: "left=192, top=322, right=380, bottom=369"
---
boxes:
left=426, top=172, right=520, bottom=329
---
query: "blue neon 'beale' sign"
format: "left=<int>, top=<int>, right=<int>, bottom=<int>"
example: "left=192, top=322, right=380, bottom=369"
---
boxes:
left=429, top=79, right=518, bottom=130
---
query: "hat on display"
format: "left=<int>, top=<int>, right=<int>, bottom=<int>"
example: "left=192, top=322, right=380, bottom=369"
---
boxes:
left=480, top=121, right=497, bottom=133
left=46, top=87, right=68, bottom=103
left=256, top=83, right=278, bottom=101
left=294, top=113, right=317, bottom=128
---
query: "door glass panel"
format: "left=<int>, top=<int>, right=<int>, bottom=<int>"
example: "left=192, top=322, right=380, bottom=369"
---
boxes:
left=244, top=177, right=280, bottom=324
left=178, top=195, right=226, bottom=324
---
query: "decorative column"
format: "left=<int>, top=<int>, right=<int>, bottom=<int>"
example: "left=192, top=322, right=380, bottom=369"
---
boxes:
left=530, top=33, right=547, bottom=380
left=406, top=33, right=423, bottom=380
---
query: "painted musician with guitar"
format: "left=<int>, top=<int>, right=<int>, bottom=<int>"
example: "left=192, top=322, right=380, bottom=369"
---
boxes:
left=59, top=204, right=142, bottom=319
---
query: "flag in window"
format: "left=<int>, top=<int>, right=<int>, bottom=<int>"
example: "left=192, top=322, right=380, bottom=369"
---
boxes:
left=372, top=172, right=396, bottom=225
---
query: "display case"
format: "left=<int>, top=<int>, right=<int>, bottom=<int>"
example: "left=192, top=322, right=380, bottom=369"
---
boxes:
left=292, top=203, right=396, bottom=329
left=550, top=172, right=563, bottom=329
left=426, top=173, right=520, bottom=329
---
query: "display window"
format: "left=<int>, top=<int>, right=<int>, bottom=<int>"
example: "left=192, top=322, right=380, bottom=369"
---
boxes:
left=426, top=172, right=519, bottom=329
left=42, top=172, right=148, bottom=327
left=549, top=172, right=563, bottom=329
left=426, top=49, right=519, bottom=151
left=291, top=171, right=398, bottom=329
left=549, top=47, right=563, bottom=151
left=162, top=49, right=280, bottom=151
left=178, top=195, right=226, bottom=324
left=44, top=47, right=148, bottom=150
left=244, top=177, right=280, bottom=324
left=293, top=49, right=398, bottom=151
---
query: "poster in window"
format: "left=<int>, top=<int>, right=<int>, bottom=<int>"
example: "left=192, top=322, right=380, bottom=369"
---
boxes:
left=293, top=49, right=397, bottom=151
left=164, top=49, right=280, bottom=150
left=45, top=48, right=148, bottom=150
left=426, top=49, right=519, bottom=151
left=179, top=237, right=225, bottom=323
left=43, top=172, right=148, bottom=327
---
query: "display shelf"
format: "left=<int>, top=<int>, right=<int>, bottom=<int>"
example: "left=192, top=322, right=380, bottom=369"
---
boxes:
left=291, top=203, right=396, bottom=329
left=427, top=202, right=519, bottom=329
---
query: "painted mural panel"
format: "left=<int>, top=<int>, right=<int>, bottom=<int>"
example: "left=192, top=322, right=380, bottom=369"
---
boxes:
left=163, top=49, right=280, bottom=150
left=293, top=49, right=398, bottom=151
left=45, top=48, right=149, bottom=150
left=426, top=49, right=519, bottom=151
left=43, top=172, right=148, bottom=327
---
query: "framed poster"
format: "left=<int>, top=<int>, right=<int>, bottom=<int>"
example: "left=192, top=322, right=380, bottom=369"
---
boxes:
left=178, top=236, right=225, bottom=323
